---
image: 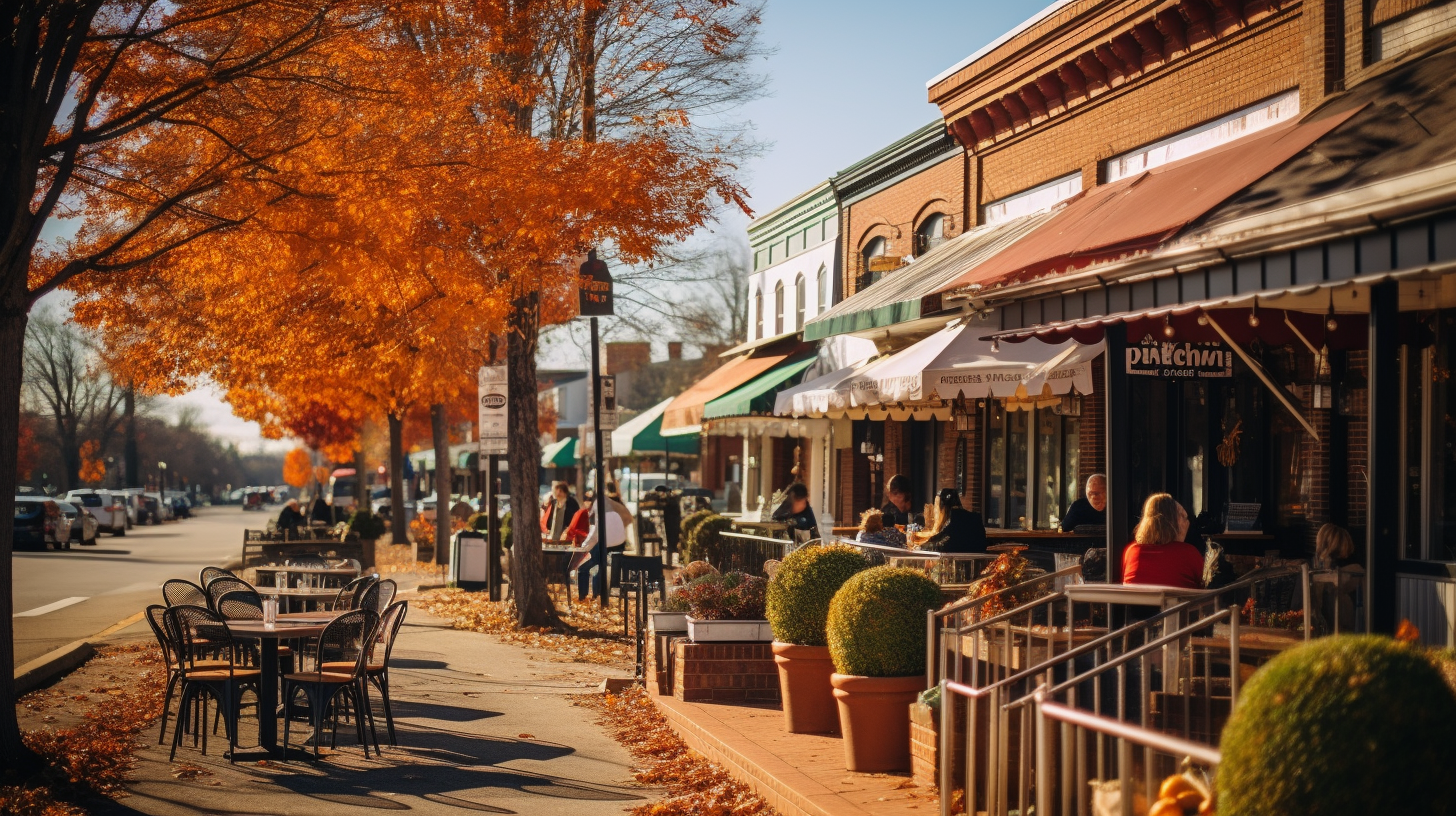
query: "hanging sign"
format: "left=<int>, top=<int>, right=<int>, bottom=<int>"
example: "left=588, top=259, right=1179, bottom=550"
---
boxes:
left=577, top=249, right=614, bottom=316
left=1126, top=336, right=1232, bottom=378
left=587, top=374, right=618, bottom=431
left=478, top=365, right=509, bottom=456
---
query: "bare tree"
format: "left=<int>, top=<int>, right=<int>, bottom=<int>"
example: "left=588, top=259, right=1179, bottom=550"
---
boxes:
left=21, top=310, right=125, bottom=492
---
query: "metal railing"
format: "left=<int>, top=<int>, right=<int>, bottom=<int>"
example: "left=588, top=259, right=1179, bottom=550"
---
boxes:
left=714, top=531, right=786, bottom=577
left=935, top=564, right=1309, bottom=816
left=1034, top=692, right=1220, bottom=816
left=831, top=536, right=997, bottom=587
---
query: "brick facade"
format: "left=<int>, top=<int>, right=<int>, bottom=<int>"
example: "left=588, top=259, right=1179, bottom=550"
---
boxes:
left=672, top=641, right=780, bottom=704
left=841, top=154, right=970, bottom=296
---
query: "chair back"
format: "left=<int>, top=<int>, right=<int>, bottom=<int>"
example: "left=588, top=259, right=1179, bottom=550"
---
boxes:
left=145, top=604, right=177, bottom=669
left=200, top=566, right=236, bottom=586
left=333, top=574, right=379, bottom=611
left=216, top=589, right=264, bottom=621
left=165, top=604, right=240, bottom=674
left=370, top=579, right=398, bottom=613
left=369, top=601, right=409, bottom=666
left=205, top=576, right=254, bottom=609
left=162, top=579, right=209, bottom=608
left=315, top=609, right=380, bottom=678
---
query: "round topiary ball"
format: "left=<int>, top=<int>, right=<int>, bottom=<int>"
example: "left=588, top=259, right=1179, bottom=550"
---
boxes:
left=767, top=543, right=871, bottom=646
left=1218, top=635, right=1456, bottom=816
left=685, top=514, right=733, bottom=564
left=826, top=565, right=942, bottom=677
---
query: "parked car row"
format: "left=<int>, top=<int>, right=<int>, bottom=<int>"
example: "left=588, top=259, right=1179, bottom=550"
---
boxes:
left=14, top=495, right=101, bottom=550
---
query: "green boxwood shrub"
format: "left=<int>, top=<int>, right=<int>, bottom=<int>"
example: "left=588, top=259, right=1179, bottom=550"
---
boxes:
left=1219, top=635, right=1456, bottom=816
left=346, top=509, right=386, bottom=540
left=681, top=508, right=715, bottom=543
left=683, top=514, right=733, bottom=564
left=766, top=542, right=870, bottom=646
left=826, top=566, right=942, bottom=677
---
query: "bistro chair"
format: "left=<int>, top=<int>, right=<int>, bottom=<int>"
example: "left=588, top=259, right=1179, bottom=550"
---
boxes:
left=282, top=609, right=380, bottom=760
left=369, top=579, right=398, bottom=614
left=162, top=579, right=209, bottom=608
left=200, top=566, right=237, bottom=586
left=166, top=605, right=260, bottom=763
left=333, top=574, right=379, bottom=611
left=205, top=576, right=254, bottom=610
left=323, top=601, right=408, bottom=746
left=146, top=604, right=227, bottom=747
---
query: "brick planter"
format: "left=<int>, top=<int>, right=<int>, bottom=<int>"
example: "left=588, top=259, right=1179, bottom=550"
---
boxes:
left=909, top=702, right=939, bottom=787
left=673, top=641, right=780, bottom=704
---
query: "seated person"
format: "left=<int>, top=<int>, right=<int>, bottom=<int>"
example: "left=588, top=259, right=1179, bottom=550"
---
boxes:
left=569, top=499, right=627, bottom=601
left=771, top=482, right=817, bottom=534
left=1060, top=473, right=1107, bottom=532
left=855, top=509, right=906, bottom=547
left=1122, top=493, right=1203, bottom=589
left=880, top=474, right=924, bottom=528
left=923, top=489, right=987, bottom=553
left=541, top=481, right=580, bottom=543
left=275, top=498, right=306, bottom=537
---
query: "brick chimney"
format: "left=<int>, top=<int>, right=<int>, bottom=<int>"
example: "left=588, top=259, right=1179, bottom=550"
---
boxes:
left=667, top=341, right=683, bottom=361
left=605, top=341, right=651, bottom=375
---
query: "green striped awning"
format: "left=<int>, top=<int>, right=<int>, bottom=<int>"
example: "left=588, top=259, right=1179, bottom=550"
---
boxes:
left=541, top=437, right=578, bottom=468
left=703, top=355, right=817, bottom=420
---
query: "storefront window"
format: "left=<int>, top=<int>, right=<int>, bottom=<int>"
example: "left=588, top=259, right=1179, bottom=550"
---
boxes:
left=1401, top=310, right=1456, bottom=561
left=1034, top=408, right=1080, bottom=529
left=986, top=401, right=1076, bottom=529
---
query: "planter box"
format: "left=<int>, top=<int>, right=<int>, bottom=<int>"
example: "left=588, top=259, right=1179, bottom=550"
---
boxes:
left=650, top=611, right=689, bottom=633
left=686, top=617, right=773, bottom=642
left=673, top=640, right=779, bottom=703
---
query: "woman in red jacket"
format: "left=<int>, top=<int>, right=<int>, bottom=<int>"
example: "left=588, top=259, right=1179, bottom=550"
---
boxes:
left=1123, top=493, right=1203, bottom=589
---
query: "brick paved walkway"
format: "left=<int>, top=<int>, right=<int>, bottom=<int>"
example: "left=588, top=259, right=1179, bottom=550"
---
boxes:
left=648, top=680, right=939, bottom=816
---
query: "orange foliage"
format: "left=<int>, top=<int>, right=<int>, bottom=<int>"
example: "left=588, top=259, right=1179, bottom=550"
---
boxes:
left=282, top=448, right=313, bottom=488
left=17, top=414, right=38, bottom=481
left=77, top=441, right=105, bottom=485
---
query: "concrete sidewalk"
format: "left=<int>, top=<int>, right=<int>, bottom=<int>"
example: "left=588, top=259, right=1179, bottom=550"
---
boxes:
left=100, top=606, right=649, bottom=816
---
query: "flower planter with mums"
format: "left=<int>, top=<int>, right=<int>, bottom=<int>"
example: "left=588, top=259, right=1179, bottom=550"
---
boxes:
left=673, top=571, right=777, bottom=702
left=766, top=542, right=870, bottom=733
left=826, top=565, right=942, bottom=772
left=678, top=570, right=769, bottom=638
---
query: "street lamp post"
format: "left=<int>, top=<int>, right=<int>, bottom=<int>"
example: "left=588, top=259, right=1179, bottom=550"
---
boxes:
left=158, top=461, right=167, bottom=499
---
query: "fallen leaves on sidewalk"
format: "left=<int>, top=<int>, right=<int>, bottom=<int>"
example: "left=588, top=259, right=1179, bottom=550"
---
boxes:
left=576, top=687, right=776, bottom=816
left=418, top=588, right=632, bottom=667
left=3, top=644, right=167, bottom=816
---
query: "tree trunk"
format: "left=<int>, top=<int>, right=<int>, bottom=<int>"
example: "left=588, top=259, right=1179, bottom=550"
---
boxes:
left=388, top=413, right=407, bottom=544
left=352, top=447, right=367, bottom=510
left=0, top=302, right=40, bottom=770
left=124, top=385, right=138, bottom=488
left=431, top=403, right=451, bottom=565
left=507, top=290, right=559, bottom=628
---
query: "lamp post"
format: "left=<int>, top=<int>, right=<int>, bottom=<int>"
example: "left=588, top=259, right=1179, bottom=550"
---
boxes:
left=158, top=461, right=167, bottom=498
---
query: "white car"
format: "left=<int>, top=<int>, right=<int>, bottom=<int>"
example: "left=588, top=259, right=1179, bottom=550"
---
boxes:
left=64, top=489, right=127, bottom=536
left=55, top=500, right=99, bottom=545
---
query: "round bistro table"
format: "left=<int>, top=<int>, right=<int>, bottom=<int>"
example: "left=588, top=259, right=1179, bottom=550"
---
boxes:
left=225, top=618, right=329, bottom=757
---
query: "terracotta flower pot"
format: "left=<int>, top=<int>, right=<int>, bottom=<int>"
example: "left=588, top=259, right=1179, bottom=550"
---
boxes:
left=831, top=673, right=925, bottom=772
left=773, top=642, right=838, bottom=734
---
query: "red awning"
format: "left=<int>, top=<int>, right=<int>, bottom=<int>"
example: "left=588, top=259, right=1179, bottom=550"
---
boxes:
left=661, top=343, right=809, bottom=431
left=949, top=106, right=1363, bottom=291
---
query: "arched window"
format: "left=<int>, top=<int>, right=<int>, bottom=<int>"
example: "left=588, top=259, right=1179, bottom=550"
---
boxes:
left=862, top=237, right=887, bottom=285
left=753, top=287, right=763, bottom=341
left=817, top=265, right=830, bottom=314
left=774, top=281, right=786, bottom=335
left=916, top=213, right=946, bottom=255
left=794, top=275, right=806, bottom=330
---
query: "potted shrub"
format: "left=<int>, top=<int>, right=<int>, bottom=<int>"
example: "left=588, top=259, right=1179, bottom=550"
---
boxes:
left=346, top=509, right=386, bottom=570
left=826, top=565, right=941, bottom=772
left=679, top=571, right=770, bottom=641
left=649, top=590, right=691, bottom=633
left=766, top=542, right=870, bottom=733
left=683, top=513, right=733, bottom=566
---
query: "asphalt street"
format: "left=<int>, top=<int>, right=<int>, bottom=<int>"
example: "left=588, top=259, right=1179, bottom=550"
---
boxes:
left=11, top=505, right=260, bottom=666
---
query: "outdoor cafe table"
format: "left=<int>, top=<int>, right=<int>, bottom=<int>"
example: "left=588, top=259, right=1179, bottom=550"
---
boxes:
left=225, top=616, right=333, bottom=758
left=254, top=565, right=359, bottom=589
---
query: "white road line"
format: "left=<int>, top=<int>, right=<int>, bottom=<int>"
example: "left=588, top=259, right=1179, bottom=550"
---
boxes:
left=14, top=597, right=89, bottom=618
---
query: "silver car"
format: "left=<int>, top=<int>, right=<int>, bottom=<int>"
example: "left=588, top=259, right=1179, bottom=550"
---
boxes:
left=55, top=500, right=99, bottom=545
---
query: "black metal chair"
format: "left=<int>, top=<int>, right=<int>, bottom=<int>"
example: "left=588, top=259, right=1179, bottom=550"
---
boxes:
left=166, top=605, right=259, bottom=762
left=215, top=589, right=264, bottom=622
left=368, top=579, right=398, bottom=614
left=332, top=574, right=378, bottom=611
left=609, top=553, right=667, bottom=629
left=200, top=566, right=237, bottom=586
left=323, top=601, right=407, bottom=746
left=283, top=609, right=380, bottom=760
left=205, top=576, right=254, bottom=610
left=146, top=604, right=228, bottom=747
left=162, top=579, right=209, bottom=608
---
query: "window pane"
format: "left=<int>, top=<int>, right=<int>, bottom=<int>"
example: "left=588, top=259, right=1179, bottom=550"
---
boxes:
left=1009, top=408, right=1029, bottom=528
left=1035, top=408, right=1062, bottom=529
left=1064, top=415, right=1081, bottom=513
left=1431, top=312, right=1456, bottom=560
left=987, top=402, right=1006, bottom=527
left=1403, top=345, right=1425, bottom=559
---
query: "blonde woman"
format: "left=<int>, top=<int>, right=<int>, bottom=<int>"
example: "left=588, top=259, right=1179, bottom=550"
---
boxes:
left=1122, top=493, right=1202, bottom=588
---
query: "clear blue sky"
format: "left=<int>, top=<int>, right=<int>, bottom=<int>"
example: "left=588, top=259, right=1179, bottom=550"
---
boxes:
left=730, top=0, right=1055, bottom=222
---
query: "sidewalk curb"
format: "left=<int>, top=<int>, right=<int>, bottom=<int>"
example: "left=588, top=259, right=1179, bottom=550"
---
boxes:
left=15, top=640, right=96, bottom=696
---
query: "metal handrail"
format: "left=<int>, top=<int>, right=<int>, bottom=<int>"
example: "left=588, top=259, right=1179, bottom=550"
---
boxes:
left=720, top=530, right=787, bottom=545
left=927, top=565, right=1086, bottom=686
left=830, top=534, right=997, bottom=563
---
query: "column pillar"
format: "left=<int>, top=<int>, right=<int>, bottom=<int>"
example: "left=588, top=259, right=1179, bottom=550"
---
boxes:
left=1105, top=324, right=1132, bottom=582
left=1367, top=280, right=1400, bottom=633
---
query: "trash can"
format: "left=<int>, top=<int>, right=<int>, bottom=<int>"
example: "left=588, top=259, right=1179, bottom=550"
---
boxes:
left=453, top=531, right=488, bottom=591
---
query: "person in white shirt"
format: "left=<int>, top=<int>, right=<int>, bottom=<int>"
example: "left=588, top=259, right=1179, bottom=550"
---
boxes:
left=570, top=499, right=626, bottom=601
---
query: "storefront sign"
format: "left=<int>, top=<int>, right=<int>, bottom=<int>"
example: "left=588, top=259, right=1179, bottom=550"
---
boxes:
left=478, top=365, right=509, bottom=456
left=1125, top=337, right=1232, bottom=378
left=577, top=249, right=614, bottom=316
left=587, top=374, right=618, bottom=431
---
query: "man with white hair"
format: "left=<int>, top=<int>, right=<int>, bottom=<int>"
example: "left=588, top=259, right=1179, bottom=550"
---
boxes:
left=1060, top=474, right=1107, bottom=532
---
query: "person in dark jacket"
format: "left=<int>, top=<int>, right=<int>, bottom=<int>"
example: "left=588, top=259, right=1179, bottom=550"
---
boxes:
left=276, top=499, right=306, bottom=538
left=541, top=481, right=579, bottom=543
left=880, top=474, right=924, bottom=528
left=771, top=482, right=817, bottom=534
left=1059, top=474, right=1107, bottom=532
left=310, top=495, right=332, bottom=525
left=924, top=489, right=987, bottom=553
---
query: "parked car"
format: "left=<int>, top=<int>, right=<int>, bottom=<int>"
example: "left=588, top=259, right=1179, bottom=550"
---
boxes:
left=64, top=489, right=127, bottom=536
left=55, top=500, right=98, bottom=545
left=141, top=495, right=163, bottom=524
left=14, top=497, right=66, bottom=551
left=117, top=489, right=146, bottom=529
left=145, top=492, right=174, bottom=521
left=369, top=486, right=392, bottom=516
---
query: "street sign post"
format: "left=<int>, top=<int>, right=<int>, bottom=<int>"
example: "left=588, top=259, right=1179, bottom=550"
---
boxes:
left=478, top=366, right=508, bottom=455
left=578, top=248, right=613, bottom=606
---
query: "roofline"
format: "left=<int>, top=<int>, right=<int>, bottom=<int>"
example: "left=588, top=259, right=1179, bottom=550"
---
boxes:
left=831, top=121, right=961, bottom=205
left=927, top=0, right=1078, bottom=89
left=748, top=180, right=836, bottom=236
